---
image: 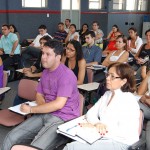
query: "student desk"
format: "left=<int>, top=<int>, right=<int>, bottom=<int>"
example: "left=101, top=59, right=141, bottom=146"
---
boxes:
left=86, top=65, right=106, bottom=83
left=0, top=87, right=11, bottom=95
left=78, top=82, right=99, bottom=106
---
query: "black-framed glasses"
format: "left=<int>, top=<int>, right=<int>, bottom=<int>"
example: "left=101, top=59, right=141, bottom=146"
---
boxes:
left=105, top=73, right=121, bottom=80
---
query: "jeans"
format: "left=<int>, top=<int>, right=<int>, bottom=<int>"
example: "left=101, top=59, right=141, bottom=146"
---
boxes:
left=13, top=95, right=28, bottom=106
left=63, top=138, right=129, bottom=150
left=146, top=121, right=150, bottom=150
left=1, top=54, right=21, bottom=70
left=138, top=102, right=150, bottom=120
left=2, top=114, right=66, bottom=150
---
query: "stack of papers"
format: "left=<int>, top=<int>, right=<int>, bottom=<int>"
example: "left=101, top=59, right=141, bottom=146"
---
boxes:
left=57, top=115, right=102, bottom=144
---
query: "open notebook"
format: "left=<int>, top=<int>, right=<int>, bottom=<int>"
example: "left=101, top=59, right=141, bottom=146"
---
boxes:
left=57, top=115, right=102, bottom=144
left=8, top=101, right=37, bottom=115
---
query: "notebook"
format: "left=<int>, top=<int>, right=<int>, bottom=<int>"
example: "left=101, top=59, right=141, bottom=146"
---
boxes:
left=8, top=101, right=37, bottom=115
left=57, top=115, right=102, bottom=144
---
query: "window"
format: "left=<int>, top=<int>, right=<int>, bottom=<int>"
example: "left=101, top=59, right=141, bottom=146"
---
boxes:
left=62, top=0, right=80, bottom=10
left=89, top=0, right=104, bottom=9
left=22, top=0, right=47, bottom=8
left=138, top=0, right=148, bottom=11
left=126, top=0, right=136, bottom=10
left=113, top=0, right=123, bottom=10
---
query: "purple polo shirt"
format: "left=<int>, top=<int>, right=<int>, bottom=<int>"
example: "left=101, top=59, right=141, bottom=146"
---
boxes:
left=37, top=64, right=80, bottom=121
left=0, top=65, right=3, bottom=88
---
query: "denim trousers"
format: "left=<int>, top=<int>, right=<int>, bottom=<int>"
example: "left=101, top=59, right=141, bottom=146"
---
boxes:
left=146, top=121, right=150, bottom=150
left=63, top=138, right=129, bottom=150
left=138, top=102, right=150, bottom=120
left=2, top=114, right=66, bottom=150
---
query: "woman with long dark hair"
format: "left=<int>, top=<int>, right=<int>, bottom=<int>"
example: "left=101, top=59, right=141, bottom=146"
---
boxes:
left=61, top=40, right=86, bottom=85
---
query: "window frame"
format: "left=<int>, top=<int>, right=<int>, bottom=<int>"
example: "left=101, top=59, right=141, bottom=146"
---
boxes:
left=22, top=0, right=48, bottom=8
left=88, top=0, right=104, bottom=10
left=112, top=0, right=148, bottom=11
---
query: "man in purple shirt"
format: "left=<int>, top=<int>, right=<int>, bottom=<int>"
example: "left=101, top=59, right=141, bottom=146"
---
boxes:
left=0, top=57, right=3, bottom=104
left=2, top=39, right=80, bottom=150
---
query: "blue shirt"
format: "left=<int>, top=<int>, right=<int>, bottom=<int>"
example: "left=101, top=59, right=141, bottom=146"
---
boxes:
left=82, top=44, right=102, bottom=63
left=0, top=32, right=20, bottom=54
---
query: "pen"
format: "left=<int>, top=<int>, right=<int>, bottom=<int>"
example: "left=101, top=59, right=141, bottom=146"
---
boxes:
left=25, top=102, right=29, bottom=106
left=66, top=124, right=78, bottom=132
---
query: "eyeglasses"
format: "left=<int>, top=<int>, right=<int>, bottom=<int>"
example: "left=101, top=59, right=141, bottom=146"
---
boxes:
left=66, top=47, right=75, bottom=52
left=105, top=73, right=121, bottom=80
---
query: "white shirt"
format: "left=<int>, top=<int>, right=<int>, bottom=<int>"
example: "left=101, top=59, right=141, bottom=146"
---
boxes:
left=33, top=33, right=52, bottom=47
left=128, top=36, right=143, bottom=55
left=65, top=27, right=70, bottom=33
left=109, top=50, right=126, bottom=62
left=93, top=29, right=104, bottom=44
left=69, top=32, right=79, bottom=41
left=86, top=89, right=140, bottom=145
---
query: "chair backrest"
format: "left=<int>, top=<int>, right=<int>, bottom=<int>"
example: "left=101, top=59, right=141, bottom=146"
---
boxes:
left=11, top=144, right=41, bottom=150
left=86, top=68, right=94, bottom=83
left=3, top=71, right=8, bottom=87
left=18, top=79, right=38, bottom=101
left=79, top=94, right=85, bottom=116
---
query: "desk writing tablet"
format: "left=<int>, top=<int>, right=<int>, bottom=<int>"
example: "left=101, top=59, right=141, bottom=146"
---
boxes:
left=77, top=82, right=99, bottom=92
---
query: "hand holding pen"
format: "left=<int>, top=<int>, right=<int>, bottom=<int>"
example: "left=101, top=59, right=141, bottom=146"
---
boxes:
left=20, top=103, right=32, bottom=113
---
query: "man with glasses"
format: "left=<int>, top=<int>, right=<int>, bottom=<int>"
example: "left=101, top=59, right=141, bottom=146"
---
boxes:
left=21, top=25, right=52, bottom=67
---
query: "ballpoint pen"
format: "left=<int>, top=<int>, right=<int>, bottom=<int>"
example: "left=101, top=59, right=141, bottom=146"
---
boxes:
left=66, top=124, right=78, bottom=132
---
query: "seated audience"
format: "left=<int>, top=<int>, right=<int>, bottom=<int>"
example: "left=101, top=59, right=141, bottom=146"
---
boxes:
left=9, top=24, right=20, bottom=41
left=82, top=31, right=102, bottom=67
left=137, top=71, right=150, bottom=150
left=53, top=22, right=67, bottom=43
left=0, top=57, right=3, bottom=104
left=2, top=39, right=80, bottom=150
left=22, top=36, right=51, bottom=80
left=21, top=25, right=52, bottom=67
left=0, top=24, right=20, bottom=70
left=134, top=29, right=150, bottom=79
left=102, top=31, right=122, bottom=56
left=65, top=24, right=79, bottom=43
left=64, top=19, right=71, bottom=33
left=92, top=21, right=104, bottom=45
left=127, top=27, right=143, bottom=56
left=79, top=23, right=89, bottom=45
left=61, top=40, right=87, bottom=85
left=106, top=24, right=120, bottom=41
left=63, top=62, right=140, bottom=150
left=102, top=35, right=129, bottom=67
